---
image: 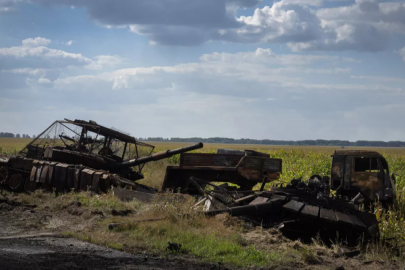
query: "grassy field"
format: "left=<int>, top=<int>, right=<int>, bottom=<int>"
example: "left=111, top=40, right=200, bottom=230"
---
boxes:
left=2, top=138, right=405, bottom=267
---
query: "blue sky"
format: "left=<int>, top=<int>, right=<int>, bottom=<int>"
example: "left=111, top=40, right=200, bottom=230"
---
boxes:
left=1, top=0, right=405, bottom=141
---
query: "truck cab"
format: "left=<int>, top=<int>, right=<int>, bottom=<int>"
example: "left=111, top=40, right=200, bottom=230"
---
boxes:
left=330, top=150, right=396, bottom=205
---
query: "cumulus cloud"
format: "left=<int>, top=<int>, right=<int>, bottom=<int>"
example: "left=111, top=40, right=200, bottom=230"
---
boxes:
left=21, top=37, right=51, bottom=47
left=0, top=38, right=128, bottom=89
left=2, top=46, right=404, bottom=141
left=11, top=0, right=405, bottom=51
left=0, top=38, right=125, bottom=71
left=52, top=49, right=375, bottom=100
left=0, top=43, right=91, bottom=69
left=85, top=55, right=123, bottom=69
left=220, top=2, right=322, bottom=44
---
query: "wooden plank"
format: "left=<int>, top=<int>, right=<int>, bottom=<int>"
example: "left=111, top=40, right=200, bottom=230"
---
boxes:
left=320, top=208, right=337, bottom=222
left=283, top=200, right=304, bottom=213
left=249, top=196, right=269, bottom=205
left=301, top=205, right=320, bottom=218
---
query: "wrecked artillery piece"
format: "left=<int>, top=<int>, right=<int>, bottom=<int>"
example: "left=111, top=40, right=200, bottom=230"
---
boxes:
left=0, top=119, right=203, bottom=197
left=164, top=149, right=396, bottom=243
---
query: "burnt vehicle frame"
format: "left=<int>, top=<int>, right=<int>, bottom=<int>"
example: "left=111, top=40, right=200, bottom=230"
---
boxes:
left=162, top=148, right=282, bottom=193
left=1, top=119, right=203, bottom=195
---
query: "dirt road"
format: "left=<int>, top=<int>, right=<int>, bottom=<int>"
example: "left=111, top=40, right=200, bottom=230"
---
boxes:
left=0, top=196, right=225, bottom=270
left=0, top=234, right=220, bottom=270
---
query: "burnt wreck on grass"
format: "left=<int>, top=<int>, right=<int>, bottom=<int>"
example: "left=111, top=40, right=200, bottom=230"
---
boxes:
left=0, top=119, right=203, bottom=201
left=163, top=149, right=396, bottom=244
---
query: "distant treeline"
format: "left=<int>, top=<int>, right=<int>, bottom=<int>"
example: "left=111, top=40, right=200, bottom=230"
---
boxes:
left=136, top=137, right=405, bottom=147
left=0, top=132, right=32, bottom=139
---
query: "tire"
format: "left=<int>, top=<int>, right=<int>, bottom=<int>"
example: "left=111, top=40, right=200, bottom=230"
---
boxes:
left=9, top=173, right=25, bottom=191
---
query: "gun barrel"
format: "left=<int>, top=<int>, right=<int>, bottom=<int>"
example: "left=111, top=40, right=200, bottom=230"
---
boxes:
left=113, top=142, right=203, bottom=169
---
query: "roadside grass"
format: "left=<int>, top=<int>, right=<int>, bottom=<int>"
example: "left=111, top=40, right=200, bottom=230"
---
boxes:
left=61, top=195, right=291, bottom=268
left=12, top=189, right=143, bottom=212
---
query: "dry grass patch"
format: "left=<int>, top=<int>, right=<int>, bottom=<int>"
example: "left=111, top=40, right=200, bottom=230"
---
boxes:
left=66, top=196, right=291, bottom=267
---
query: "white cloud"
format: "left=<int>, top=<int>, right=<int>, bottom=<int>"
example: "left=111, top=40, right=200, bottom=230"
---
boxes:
left=0, top=43, right=91, bottom=70
left=9, top=0, right=404, bottom=52
left=2, top=46, right=405, bottom=140
left=351, top=75, right=405, bottom=83
left=66, top=40, right=73, bottom=46
left=52, top=48, right=397, bottom=101
left=218, top=2, right=322, bottom=44
left=85, top=55, right=123, bottom=70
left=37, top=77, right=51, bottom=84
left=21, top=37, right=51, bottom=47
left=0, top=38, right=126, bottom=72
left=2, top=68, right=46, bottom=76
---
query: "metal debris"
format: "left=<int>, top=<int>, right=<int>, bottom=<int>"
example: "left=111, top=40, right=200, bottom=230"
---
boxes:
left=165, top=149, right=395, bottom=244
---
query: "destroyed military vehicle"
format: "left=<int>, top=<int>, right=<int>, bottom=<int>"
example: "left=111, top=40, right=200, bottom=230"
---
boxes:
left=0, top=119, right=203, bottom=196
left=164, top=148, right=396, bottom=243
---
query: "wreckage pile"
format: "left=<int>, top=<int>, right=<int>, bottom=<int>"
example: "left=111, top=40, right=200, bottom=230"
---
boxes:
left=161, top=148, right=395, bottom=244
left=0, top=119, right=397, bottom=244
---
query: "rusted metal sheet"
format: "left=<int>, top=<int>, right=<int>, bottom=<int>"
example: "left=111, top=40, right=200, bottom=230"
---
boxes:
left=54, top=163, right=69, bottom=188
left=282, top=200, right=304, bottom=213
left=180, top=153, right=243, bottom=167
left=163, top=150, right=282, bottom=193
left=74, top=167, right=82, bottom=190
left=47, top=162, right=57, bottom=185
left=39, top=164, right=49, bottom=183
left=320, top=208, right=337, bottom=222
left=80, top=169, right=95, bottom=190
left=35, top=162, right=43, bottom=182
left=30, top=161, right=38, bottom=182
left=249, top=196, right=269, bottom=205
left=333, top=150, right=382, bottom=157
left=23, top=158, right=33, bottom=171
left=300, top=205, right=320, bottom=218
left=67, top=166, right=75, bottom=189
left=92, top=172, right=103, bottom=192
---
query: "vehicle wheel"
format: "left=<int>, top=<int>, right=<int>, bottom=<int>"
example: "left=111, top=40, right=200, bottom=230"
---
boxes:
left=9, top=173, right=25, bottom=191
left=24, top=179, right=37, bottom=193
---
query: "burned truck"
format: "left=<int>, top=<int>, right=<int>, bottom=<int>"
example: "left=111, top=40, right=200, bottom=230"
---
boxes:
left=329, top=150, right=395, bottom=206
left=164, top=149, right=396, bottom=243
left=0, top=119, right=203, bottom=195
left=162, top=148, right=283, bottom=193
